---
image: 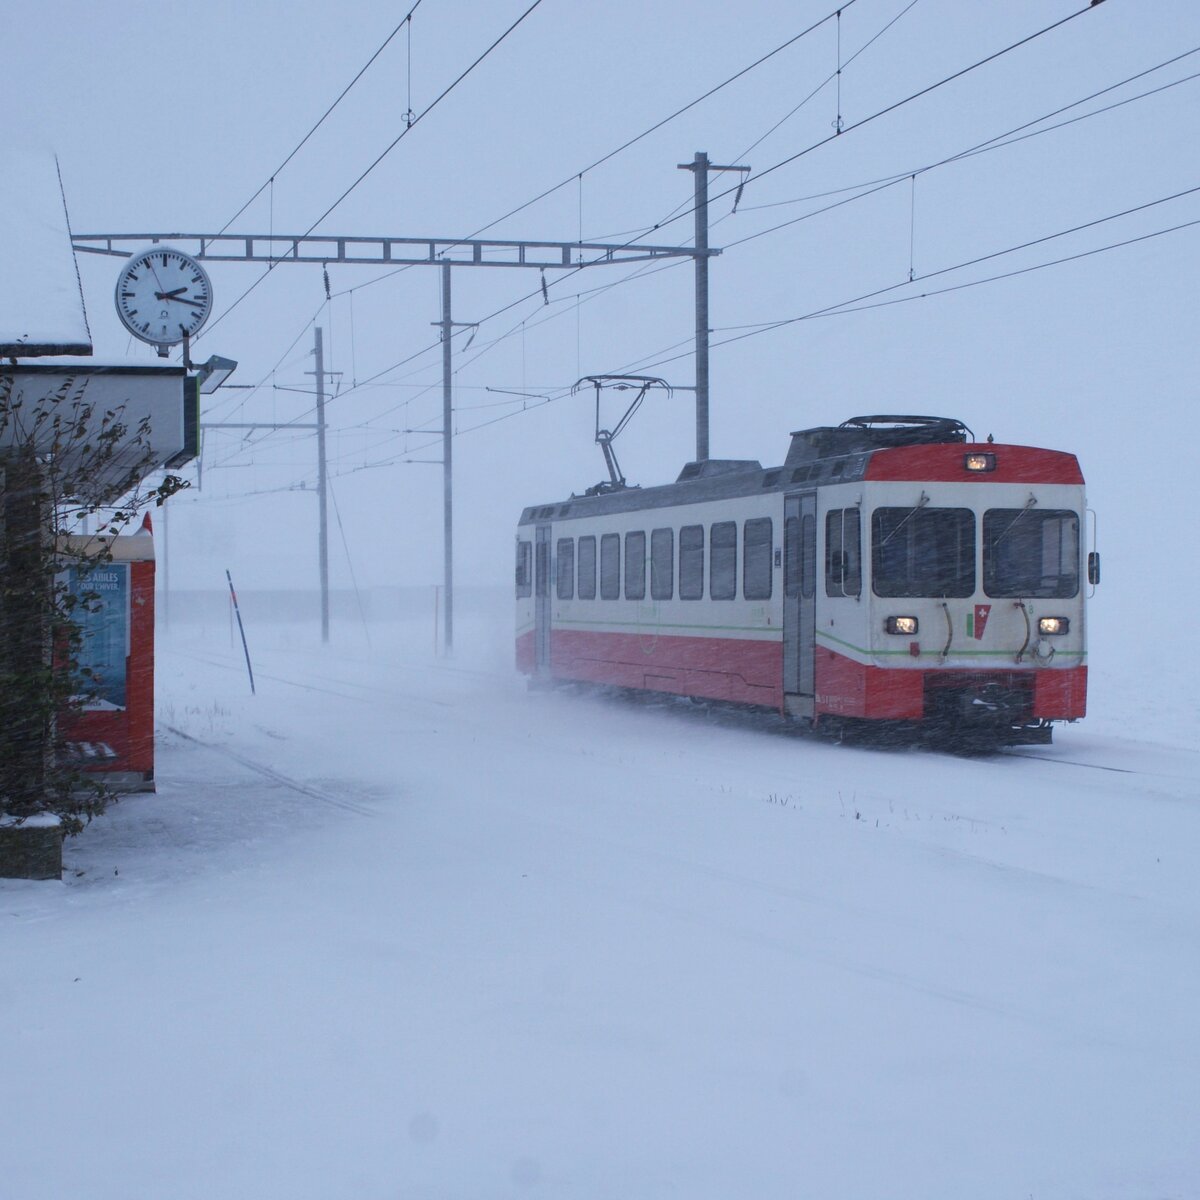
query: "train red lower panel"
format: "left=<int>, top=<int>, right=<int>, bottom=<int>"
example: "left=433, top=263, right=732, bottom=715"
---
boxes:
left=523, top=627, right=782, bottom=707
left=520, top=627, right=1086, bottom=724
left=814, top=646, right=1086, bottom=722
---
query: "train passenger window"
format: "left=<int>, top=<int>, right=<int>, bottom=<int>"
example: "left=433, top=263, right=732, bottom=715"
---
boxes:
left=556, top=538, right=575, bottom=600
left=516, top=539, right=532, bottom=598
left=983, top=509, right=1079, bottom=598
left=535, top=540, right=549, bottom=598
left=710, top=521, right=737, bottom=600
left=743, top=518, right=773, bottom=600
left=578, top=536, right=597, bottom=599
left=651, top=528, right=674, bottom=600
left=872, top=507, right=975, bottom=598
left=679, top=524, right=704, bottom=599
left=825, top=509, right=861, bottom=598
left=625, top=531, right=646, bottom=600
left=600, top=533, right=621, bottom=599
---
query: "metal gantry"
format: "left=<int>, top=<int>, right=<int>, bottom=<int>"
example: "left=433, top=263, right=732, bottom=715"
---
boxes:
left=70, top=232, right=699, bottom=269
left=73, top=156, right=734, bottom=652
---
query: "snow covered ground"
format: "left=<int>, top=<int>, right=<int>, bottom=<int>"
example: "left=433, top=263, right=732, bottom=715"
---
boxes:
left=4, top=599, right=1199, bottom=1199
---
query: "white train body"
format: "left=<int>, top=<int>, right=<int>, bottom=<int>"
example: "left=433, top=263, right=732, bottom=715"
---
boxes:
left=516, top=417, right=1091, bottom=744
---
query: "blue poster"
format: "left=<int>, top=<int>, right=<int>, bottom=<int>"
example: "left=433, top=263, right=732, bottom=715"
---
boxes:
left=68, top=562, right=129, bottom=710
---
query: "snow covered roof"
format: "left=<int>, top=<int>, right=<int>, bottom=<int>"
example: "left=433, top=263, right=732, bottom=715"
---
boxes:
left=0, top=151, right=92, bottom=356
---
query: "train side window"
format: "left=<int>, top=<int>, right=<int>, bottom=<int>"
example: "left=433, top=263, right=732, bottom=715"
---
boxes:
left=600, top=533, right=621, bottom=599
left=679, top=524, right=704, bottom=599
left=710, top=521, right=737, bottom=600
left=625, top=531, right=646, bottom=600
left=651, top=527, right=674, bottom=600
left=578, top=536, right=597, bottom=599
left=516, top=539, right=532, bottom=598
left=556, top=538, right=575, bottom=600
left=825, top=508, right=861, bottom=598
left=743, top=517, right=773, bottom=600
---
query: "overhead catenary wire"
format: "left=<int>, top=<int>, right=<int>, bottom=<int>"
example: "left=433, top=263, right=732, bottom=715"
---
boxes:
left=448, top=0, right=861, bottom=245
left=642, top=184, right=1200, bottom=363
left=216, top=1, right=426, bottom=238
left=341, top=0, right=1117, bottom=374
left=207, top=0, right=1159, bottom=491
left=737, top=45, right=1200, bottom=214
left=720, top=58, right=1200, bottom=259
left=717, top=1, right=1110, bottom=210
left=225, top=64, right=1175, bottom=484
left=312, top=0, right=872, bottom=311
left=222, top=189, right=1200, bottom=495
left=199, top=0, right=547, bottom=343
left=292, top=32, right=1197, bottom=423
left=733, top=0, right=924, bottom=166
left=224, top=0, right=924, bottom=437
left=405, top=184, right=1200, bottom=449
left=345, top=0, right=1098, bottom=375
left=202, top=300, right=327, bottom=425
left=791, top=215, right=1200, bottom=321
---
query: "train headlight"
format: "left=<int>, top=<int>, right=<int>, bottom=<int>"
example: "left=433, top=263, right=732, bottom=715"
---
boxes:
left=1038, top=616, right=1069, bottom=635
left=885, top=616, right=919, bottom=635
left=965, top=452, right=996, bottom=472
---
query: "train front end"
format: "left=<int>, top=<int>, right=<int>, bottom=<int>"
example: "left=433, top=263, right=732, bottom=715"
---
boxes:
left=818, top=439, right=1092, bottom=746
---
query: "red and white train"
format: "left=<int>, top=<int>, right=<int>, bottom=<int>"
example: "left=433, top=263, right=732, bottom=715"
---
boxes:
left=516, top=415, right=1097, bottom=745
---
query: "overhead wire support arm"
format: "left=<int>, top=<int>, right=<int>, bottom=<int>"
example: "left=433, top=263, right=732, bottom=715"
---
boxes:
left=70, top=232, right=711, bottom=270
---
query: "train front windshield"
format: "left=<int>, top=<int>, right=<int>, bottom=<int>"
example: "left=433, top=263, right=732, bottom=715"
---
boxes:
left=983, top=509, right=1080, bottom=599
left=870, top=506, right=1080, bottom=599
left=872, top=507, right=975, bottom=598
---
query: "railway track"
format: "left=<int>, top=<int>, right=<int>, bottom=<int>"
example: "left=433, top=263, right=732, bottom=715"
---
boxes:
left=166, top=646, right=1188, bottom=789
left=162, top=723, right=378, bottom=817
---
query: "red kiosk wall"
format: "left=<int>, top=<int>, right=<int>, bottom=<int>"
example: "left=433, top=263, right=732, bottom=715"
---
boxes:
left=60, top=532, right=156, bottom=790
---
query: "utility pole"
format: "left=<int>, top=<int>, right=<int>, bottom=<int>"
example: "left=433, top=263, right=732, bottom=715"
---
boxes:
left=313, top=327, right=330, bottom=644
left=678, top=151, right=749, bottom=462
left=431, top=262, right=478, bottom=657
left=441, top=262, right=453, bottom=655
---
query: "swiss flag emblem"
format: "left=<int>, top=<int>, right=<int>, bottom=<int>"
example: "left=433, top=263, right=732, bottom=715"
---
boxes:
left=973, top=604, right=991, bottom=640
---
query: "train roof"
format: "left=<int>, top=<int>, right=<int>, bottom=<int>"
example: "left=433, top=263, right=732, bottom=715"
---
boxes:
left=518, top=416, right=1083, bottom=525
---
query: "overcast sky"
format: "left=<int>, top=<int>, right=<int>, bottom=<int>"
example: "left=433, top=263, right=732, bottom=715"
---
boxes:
left=5, top=0, right=1197, bottom=607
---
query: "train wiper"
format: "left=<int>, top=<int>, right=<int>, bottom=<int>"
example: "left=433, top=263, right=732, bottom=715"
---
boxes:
left=877, top=491, right=929, bottom=548
left=990, top=494, right=1038, bottom=549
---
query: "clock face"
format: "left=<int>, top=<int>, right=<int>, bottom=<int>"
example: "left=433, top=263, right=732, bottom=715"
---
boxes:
left=114, top=247, right=213, bottom=347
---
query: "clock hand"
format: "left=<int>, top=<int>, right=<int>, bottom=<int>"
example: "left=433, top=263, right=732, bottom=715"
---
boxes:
left=155, top=287, right=188, bottom=300
left=145, top=259, right=168, bottom=292
left=167, top=296, right=207, bottom=309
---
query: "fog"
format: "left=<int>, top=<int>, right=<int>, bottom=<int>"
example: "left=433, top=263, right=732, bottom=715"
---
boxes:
left=4, top=2, right=1200, bottom=1194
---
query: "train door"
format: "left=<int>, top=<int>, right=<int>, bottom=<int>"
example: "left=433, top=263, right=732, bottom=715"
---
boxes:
left=783, top=493, right=817, bottom=704
left=534, top=524, right=551, bottom=674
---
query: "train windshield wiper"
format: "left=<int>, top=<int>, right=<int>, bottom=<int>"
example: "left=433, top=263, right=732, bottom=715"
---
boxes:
left=990, top=494, right=1038, bottom=549
left=877, top=491, right=929, bottom=548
